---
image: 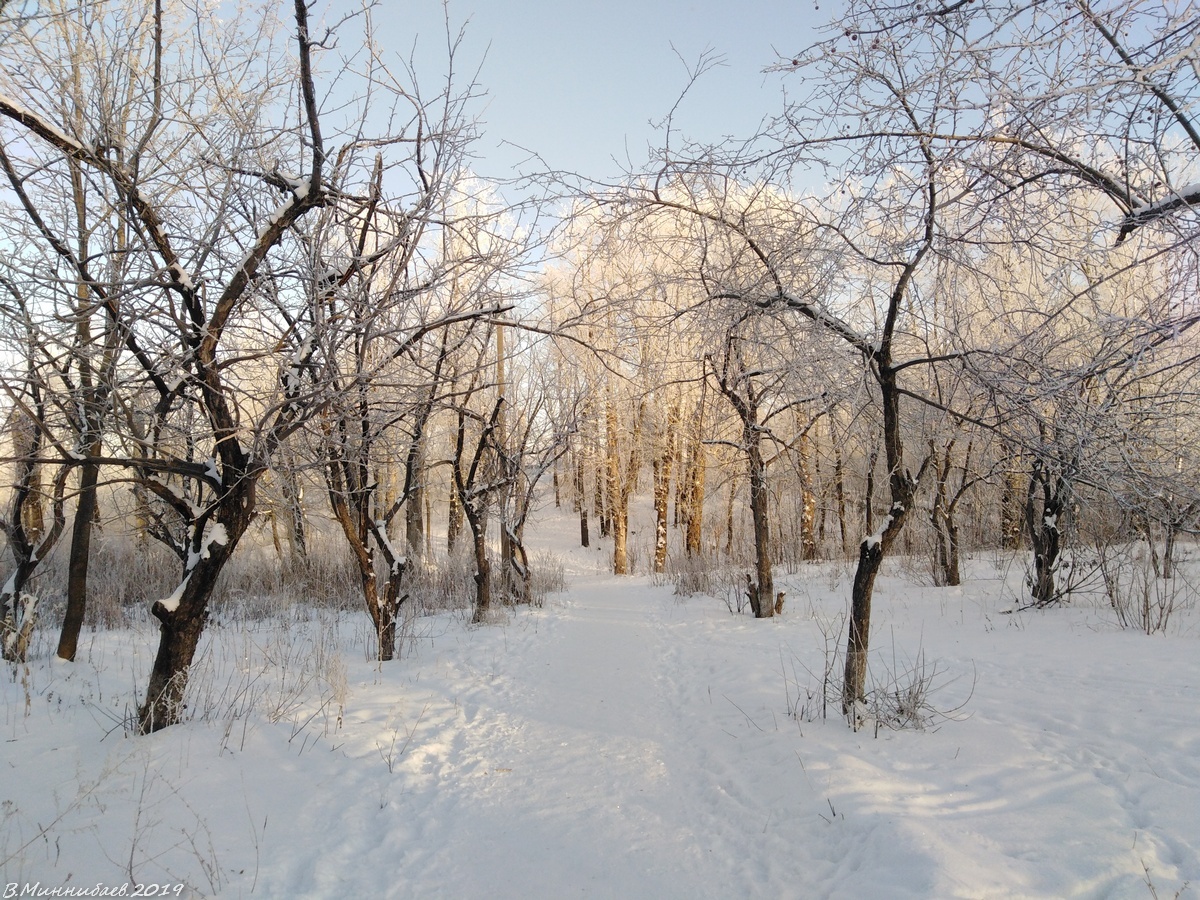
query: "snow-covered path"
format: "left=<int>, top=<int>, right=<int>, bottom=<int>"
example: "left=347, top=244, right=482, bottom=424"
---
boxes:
left=396, top=579, right=704, bottom=897
left=355, top=577, right=823, bottom=899
left=261, top=573, right=902, bottom=899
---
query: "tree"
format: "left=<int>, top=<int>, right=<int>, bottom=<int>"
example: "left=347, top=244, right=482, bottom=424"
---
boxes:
left=0, top=322, right=69, bottom=661
left=788, top=1, right=1200, bottom=244
left=781, top=0, right=1200, bottom=609
left=0, top=0, right=468, bottom=729
left=495, top=340, right=577, bottom=602
left=450, top=333, right=508, bottom=624
left=297, top=111, right=514, bottom=661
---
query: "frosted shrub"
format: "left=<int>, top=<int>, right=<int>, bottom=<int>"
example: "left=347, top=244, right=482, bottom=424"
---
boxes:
left=667, top=555, right=713, bottom=598
left=528, top=551, right=566, bottom=605
left=1097, top=540, right=1194, bottom=634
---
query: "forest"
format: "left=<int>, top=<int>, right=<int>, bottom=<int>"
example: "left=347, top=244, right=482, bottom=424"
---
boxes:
left=1, top=1, right=1199, bottom=895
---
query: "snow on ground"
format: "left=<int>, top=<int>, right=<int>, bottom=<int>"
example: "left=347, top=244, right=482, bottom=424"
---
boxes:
left=3, top=506, right=1199, bottom=899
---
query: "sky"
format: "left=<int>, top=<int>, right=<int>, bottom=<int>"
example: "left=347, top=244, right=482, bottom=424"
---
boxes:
left=377, top=0, right=840, bottom=182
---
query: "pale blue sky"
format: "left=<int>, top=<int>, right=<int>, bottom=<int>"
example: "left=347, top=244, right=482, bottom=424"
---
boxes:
left=384, top=0, right=839, bottom=181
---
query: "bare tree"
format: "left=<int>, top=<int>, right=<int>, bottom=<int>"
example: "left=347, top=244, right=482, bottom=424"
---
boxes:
left=0, top=0, right=473, bottom=729
left=0, top=328, right=69, bottom=661
left=308, top=192, right=516, bottom=657
left=785, top=1, right=1200, bottom=244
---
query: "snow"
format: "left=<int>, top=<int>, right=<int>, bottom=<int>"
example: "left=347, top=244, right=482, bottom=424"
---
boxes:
left=146, top=475, right=205, bottom=519
left=3, top=508, right=1200, bottom=898
left=0, top=93, right=84, bottom=155
left=232, top=189, right=308, bottom=275
left=193, top=522, right=228, bottom=565
left=865, top=513, right=893, bottom=549
left=372, top=520, right=405, bottom=575
left=1127, top=182, right=1200, bottom=218
left=159, top=523, right=227, bottom=613
left=156, top=571, right=190, bottom=613
left=203, top=458, right=221, bottom=486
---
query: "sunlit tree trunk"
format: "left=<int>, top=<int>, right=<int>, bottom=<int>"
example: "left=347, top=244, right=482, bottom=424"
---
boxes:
left=651, top=404, right=678, bottom=574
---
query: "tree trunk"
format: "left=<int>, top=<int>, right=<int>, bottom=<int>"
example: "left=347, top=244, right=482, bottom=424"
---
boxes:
left=842, top=365, right=916, bottom=717
left=3, top=427, right=68, bottom=662
left=797, top=431, right=817, bottom=562
left=470, top=522, right=491, bottom=624
left=405, top=440, right=425, bottom=560
left=834, top=443, right=848, bottom=557
left=507, top=520, right=530, bottom=604
left=139, top=602, right=209, bottom=733
left=361, top=573, right=403, bottom=663
left=575, top=450, right=589, bottom=548
left=613, top=506, right=629, bottom=575
left=1163, top=524, right=1177, bottom=580
left=447, top=427, right=465, bottom=554
left=58, top=157, right=101, bottom=662
left=604, top=400, right=619, bottom=539
left=747, top=440, right=774, bottom=618
left=56, top=459, right=100, bottom=661
left=652, top=433, right=674, bottom=573
left=930, top=445, right=958, bottom=587
left=595, top=453, right=609, bottom=537
left=1026, top=465, right=1066, bottom=607
left=138, top=486, right=253, bottom=733
left=724, top=474, right=736, bottom=557
left=844, top=540, right=883, bottom=717
left=278, top=450, right=307, bottom=562
left=684, top=419, right=706, bottom=557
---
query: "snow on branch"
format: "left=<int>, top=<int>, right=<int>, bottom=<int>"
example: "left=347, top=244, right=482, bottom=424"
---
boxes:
left=1118, top=183, right=1200, bottom=242
left=0, top=93, right=87, bottom=157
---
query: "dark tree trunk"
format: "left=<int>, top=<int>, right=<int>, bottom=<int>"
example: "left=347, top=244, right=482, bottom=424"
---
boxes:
left=1026, top=464, right=1067, bottom=607
left=684, top=423, right=705, bottom=557
left=138, top=484, right=253, bottom=733
left=930, top=443, right=962, bottom=588
left=2, top=419, right=69, bottom=662
left=1163, top=524, right=1178, bottom=580
left=575, top=450, right=589, bottom=548
left=139, top=600, right=210, bottom=733
left=746, top=440, right=774, bottom=618
left=405, top=439, right=425, bottom=560
left=469, top=517, right=491, bottom=624
left=447, top=426, right=465, bottom=554
left=842, top=344, right=922, bottom=717
left=359, top=569, right=404, bottom=663
left=57, top=459, right=100, bottom=661
left=834, top=443, right=848, bottom=557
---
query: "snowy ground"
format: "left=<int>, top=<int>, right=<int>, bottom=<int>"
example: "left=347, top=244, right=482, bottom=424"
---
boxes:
left=3, top=510, right=1199, bottom=898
